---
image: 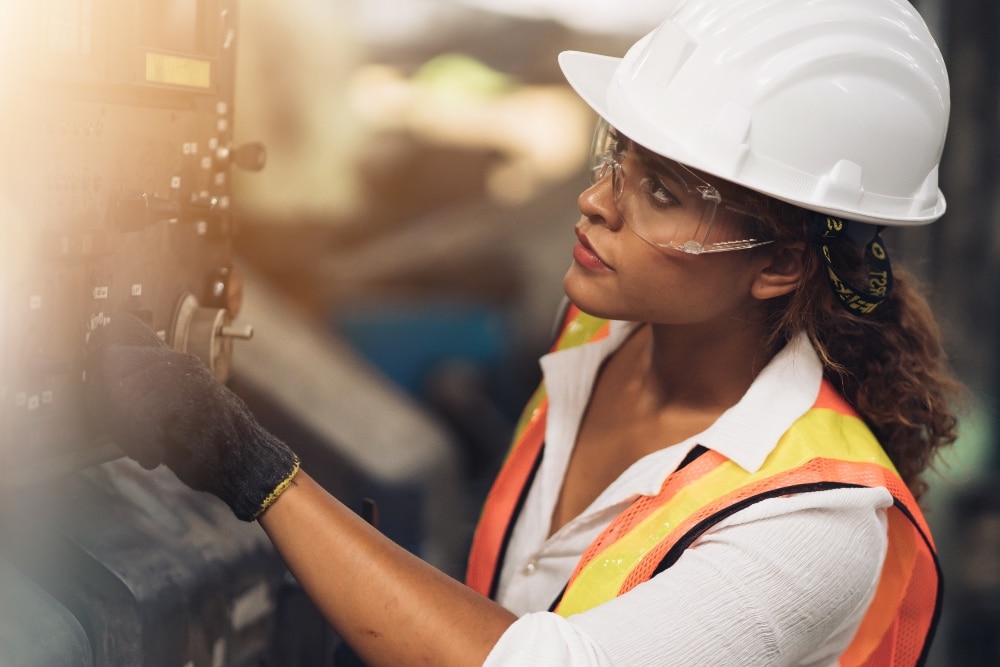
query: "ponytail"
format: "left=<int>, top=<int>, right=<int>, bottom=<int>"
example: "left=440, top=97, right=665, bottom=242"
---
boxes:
left=749, top=198, right=965, bottom=500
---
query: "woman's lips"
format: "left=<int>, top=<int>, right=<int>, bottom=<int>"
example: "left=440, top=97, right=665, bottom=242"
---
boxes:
left=573, top=228, right=611, bottom=271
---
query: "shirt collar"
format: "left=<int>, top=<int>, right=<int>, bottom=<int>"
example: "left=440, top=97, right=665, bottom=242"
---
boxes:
left=697, top=330, right=822, bottom=473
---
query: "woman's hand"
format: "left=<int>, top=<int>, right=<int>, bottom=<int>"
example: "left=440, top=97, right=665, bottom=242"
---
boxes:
left=85, top=313, right=299, bottom=521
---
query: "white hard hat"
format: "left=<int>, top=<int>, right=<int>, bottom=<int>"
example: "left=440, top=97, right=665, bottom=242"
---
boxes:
left=559, top=0, right=950, bottom=226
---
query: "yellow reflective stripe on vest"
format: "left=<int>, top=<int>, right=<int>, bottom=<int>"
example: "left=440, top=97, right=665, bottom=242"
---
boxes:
left=555, top=403, right=896, bottom=617
left=506, top=385, right=546, bottom=465
left=554, top=310, right=609, bottom=352
left=509, top=309, right=607, bottom=448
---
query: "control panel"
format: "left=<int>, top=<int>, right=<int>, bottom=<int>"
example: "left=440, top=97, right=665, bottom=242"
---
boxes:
left=0, top=0, right=263, bottom=485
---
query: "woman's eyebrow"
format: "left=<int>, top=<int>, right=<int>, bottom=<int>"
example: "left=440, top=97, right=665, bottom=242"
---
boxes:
left=637, top=151, right=691, bottom=191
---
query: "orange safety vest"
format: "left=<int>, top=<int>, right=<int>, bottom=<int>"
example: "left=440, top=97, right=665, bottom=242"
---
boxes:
left=466, top=305, right=941, bottom=666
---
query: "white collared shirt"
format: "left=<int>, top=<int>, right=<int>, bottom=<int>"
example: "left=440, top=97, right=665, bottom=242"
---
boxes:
left=484, top=323, right=893, bottom=667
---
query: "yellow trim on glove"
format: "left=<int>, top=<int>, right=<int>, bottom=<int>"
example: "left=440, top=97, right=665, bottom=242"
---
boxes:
left=253, top=457, right=301, bottom=520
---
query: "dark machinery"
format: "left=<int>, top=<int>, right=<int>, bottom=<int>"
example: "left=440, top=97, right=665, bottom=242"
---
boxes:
left=0, top=2, right=332, bottom=664
left=0, top=3, right=467, bottom=665
left=0, top=0, right=261, bottom=483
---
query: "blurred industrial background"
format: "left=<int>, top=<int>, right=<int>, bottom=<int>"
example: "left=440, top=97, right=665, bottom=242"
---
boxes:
left=233, top=2, right=1000, bottom=661
left=1, top=0, right=998, bottom=664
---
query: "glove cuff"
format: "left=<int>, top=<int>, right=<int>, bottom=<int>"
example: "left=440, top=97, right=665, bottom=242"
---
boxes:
left=252, top=456, right=301, bottom=520
left=217, top=418, right=302, bottom=522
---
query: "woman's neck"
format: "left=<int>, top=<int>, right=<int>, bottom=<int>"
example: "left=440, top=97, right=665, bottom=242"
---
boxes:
left=631, top=317, right=776, bottom=412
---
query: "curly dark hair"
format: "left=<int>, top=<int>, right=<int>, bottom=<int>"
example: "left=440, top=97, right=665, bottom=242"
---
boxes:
left=745, top=196, right=965, bottom=501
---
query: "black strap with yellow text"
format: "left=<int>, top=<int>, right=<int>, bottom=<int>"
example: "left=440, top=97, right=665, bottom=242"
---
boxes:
left=815, top=215, right=894, bottom=316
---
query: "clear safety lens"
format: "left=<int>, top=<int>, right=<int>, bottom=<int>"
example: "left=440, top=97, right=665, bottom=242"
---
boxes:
left=589, top=120, right=772, bottom=254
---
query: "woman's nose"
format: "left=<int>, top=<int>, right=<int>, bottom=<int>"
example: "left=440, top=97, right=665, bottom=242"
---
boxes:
left=577, top=173, right=625, bottom=231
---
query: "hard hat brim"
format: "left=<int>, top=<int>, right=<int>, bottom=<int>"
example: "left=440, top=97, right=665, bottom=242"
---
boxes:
left=558, top=47, right=947, bottom=227
left=557, top=50, right=620, bottom=124
left=558, top=48, right=695, bottom=172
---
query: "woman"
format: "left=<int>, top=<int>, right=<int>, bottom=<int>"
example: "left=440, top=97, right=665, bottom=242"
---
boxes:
left=88, top=0, right=963, bottom=664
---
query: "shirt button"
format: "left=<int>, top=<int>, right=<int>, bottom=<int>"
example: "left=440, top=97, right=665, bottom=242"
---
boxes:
left=523, top=560, right=538, bottom=575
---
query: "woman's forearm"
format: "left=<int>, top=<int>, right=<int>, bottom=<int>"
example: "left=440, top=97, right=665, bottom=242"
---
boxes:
left=258, top=469, right=516, bottom=667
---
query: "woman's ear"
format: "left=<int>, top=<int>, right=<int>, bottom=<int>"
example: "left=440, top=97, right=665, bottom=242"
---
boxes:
left=752, top=242, right=807, bottom=301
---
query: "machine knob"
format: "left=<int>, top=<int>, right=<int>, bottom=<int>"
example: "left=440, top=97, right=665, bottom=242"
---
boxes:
left=171, top=293, right=253, bottom=382
left=221, top=324, right=254, bottom=340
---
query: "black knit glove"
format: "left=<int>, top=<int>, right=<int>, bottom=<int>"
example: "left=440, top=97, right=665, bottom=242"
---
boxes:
left=85, top=313, right=300, bottom=521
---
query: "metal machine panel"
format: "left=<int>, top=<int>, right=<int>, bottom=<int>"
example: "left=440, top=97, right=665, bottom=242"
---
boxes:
left=0, top=3, right=334, bottom=665
left=0, top=0, right=252, bottom=486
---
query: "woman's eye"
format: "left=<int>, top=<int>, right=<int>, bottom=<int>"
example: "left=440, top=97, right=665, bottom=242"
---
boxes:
left=643, top=176, right=680, bottom=208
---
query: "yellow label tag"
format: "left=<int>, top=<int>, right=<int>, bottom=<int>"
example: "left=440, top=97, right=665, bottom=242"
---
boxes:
left=145, top=52, right=211, bottom=89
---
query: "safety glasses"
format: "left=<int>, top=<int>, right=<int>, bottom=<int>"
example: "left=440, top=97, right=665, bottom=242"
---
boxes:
left=590, top=120, right=773, bottom=254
